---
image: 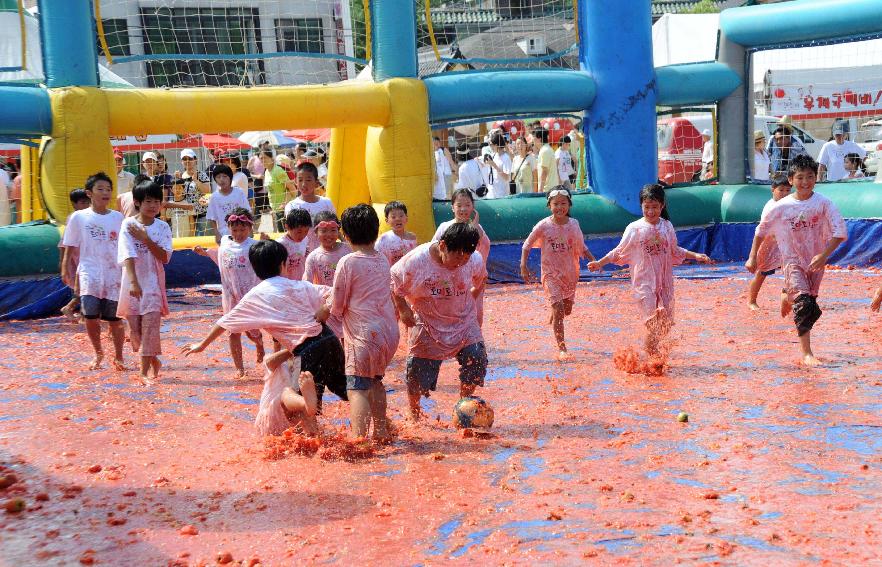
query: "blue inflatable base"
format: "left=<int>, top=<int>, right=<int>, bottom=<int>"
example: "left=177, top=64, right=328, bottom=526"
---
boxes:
left=2, top=220, right=881, bottom=320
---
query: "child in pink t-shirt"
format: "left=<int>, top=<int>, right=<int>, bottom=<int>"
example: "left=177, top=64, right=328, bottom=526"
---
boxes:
left=589, top=184, right=711, bottom=356
left=745, top=175, right=791, bottom=311
left=376, top=201, right=418, bottom=267
left=277, top=208, right=312, bottom=280
left=194, top=207, right=266, bottom=376
left=748, top=155, right=847, bottom=366
left=391, top=222, right=487, bottom=422
left=59, top=188, right=91, bottom=319
left=332, top=204, right=399, bottom=440
left=303, top=211, right=351, bottom=339
left=117, top=181, right=173, bottom=383
left=432, top=189, right=491, bottom=326
left=520, top=187, right=595, bottom=360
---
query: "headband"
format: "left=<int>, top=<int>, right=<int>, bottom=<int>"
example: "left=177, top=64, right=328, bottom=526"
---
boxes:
left=315, top=220, right=339, bottom=230
left=227, top=214, right=253, bottom=225
left=548, top=188, right=571, bottom=199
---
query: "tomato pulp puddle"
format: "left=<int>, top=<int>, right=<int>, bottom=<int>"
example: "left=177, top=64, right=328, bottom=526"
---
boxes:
left=1, top=265, right=881, bottom=564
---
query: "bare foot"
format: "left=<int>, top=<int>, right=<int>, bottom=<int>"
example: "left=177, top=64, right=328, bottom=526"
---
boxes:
left=297, top=371, right=318, bottom=416
left=255, top=341, right=266, bottom=365
left=557, top=350, right=571, bottom=361
left=138, top=373, right=153, bottom=386
left=264, top=349, right=292, bottom=372
left=150, top=358, right=162, bottom=379
left=748, top=302, right=760, bottom=311
left=801, top=354, right=821, bottom=366
left=112, top=358, right=130, bottom=371
left=236, top=368, right=246, bottom=378
left=408, top=407, right=426, bottom=422
left=780, top=293, right=792, bottom=318
left=89, top=351, right=104, bottom=370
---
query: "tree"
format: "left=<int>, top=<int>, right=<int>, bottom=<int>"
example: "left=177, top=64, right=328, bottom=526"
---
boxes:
left=688, top=0, right=720, bottom=14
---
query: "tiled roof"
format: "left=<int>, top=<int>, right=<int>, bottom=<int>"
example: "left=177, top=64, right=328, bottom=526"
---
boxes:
left=421, top=9, right=504, bottom=26
left=651, top=1, right=724, bottom=15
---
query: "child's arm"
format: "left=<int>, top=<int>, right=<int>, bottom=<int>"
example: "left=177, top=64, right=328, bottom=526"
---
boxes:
left=123, top=257, right=142, bottom=299
left=871, top=286, right=882, bottom=312
left=61, top=246, right=77, bottom=287
left=683, top=249, right=713, bottom=264
left=809, top=237, right=845, bottom=272
left=519, top=246, right=535, bottom=283
left=392, top=294, right=416, bottom=327
left=181, top=324, right=226, bottom=355
left=745, top=234, right=765, bottom=274
left=211, top=221, right=221, bottom=245
left=587, top=255, right=610, bottom=272
left=127, top=223, right=171, bottom=263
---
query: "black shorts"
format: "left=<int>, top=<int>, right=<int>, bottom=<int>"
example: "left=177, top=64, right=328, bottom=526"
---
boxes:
left=293, top=324, right=348, bottom=404
left=793, top=294, right=822, bottom=337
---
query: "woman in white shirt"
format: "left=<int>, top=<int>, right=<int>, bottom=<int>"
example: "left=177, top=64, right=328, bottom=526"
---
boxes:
left=752, top=130, right=771, bottom=182
left=511, top=137, right=537, bottom=193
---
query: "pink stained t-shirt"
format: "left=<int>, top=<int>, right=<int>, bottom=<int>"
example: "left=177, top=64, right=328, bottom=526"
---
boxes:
left=522, top=216, right=586, bottom=304
left=391, top=243, right=486, bottom=360
left=432, top=220, right=491, bottom=325
left=303, top=242, right=352, bottom=337
left=376, top=230, right=418, bottom=267
left=207, top=236, right=262, bottom=313
left=116, top=217, right=173, bottom=317
left=606, top=218, right=689, bottom=318
left=330, top=251, right=400, bottom=377
left=276, top=234, right=309, bottom=281
left=755, top=198, right=782, bottom=273
left=61, top=208, right=125, bottom=301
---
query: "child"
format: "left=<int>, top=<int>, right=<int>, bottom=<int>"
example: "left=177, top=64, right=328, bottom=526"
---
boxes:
left=432, top=188, right=491, bottom=325
left=332, top=204, right=399, bottom=440
left=206, top=163, right=251, bottom=244
left=117, top=180, right=173, bottom=383
left=303, top=211, right=351, bottom=340
left=747, top=155, right=847, bottom=365
left=183, top=240, right=347, bottom=436
left=194, top=207, right=266, bottom=376
left=61, top=172, right=127, bottom=370
left=59, top=188, right=91, bottom=319
left=277, top=208, right=312, bottom=280
left=745, top=174, right=792, bottom=311
left=520, top=187, right=594, bottom=360
left=376, top=200, right=417, bottom=266
left=555, top=136, right=576, bottom=189
left=284, top=162, right=336, bottom=251
left=843, top=153, right=865, bottom=179
left=589, top=184, right=711, bottom=356
left=391, top=222, right=488, bottom=421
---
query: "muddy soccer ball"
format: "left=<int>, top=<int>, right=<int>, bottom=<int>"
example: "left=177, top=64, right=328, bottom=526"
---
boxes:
left=452, top=396, right=494, bottom=429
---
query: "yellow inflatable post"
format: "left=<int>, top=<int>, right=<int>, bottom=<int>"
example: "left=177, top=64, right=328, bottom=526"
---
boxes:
left=365, top=79, right=434, bottom=241
left=326, top=125, right=370, bottom=213
left=42, top=87, right=114, bottom=221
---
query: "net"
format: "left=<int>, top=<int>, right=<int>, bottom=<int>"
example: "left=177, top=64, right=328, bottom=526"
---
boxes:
left=751, top=37, right=882, bottom=182
left=656, top=107, right=716, bottom=185
left=95, top=0, right=368, bottom=88
left=417, top=0, right=579, bottom=77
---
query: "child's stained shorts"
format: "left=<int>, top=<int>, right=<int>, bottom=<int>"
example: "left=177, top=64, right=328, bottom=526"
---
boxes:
left=126, top=312, right=162, bottom=356
left=783, top=263, right=823, bottom=301
left=405, top=342, right=488, bottom=396
left=636, top=286, right=675, bottom=322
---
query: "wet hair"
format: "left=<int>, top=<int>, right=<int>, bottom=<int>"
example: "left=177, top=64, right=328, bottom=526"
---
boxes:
left=844, top=153, right=863, bottom=168
left=535, top=126, right=550, bottom=144
left=490, top=131, right=506, bottom=147
left=787, top=154, right=819, bottom=177
left=84, top=171, right=113, bottom=192
left=384, top=200, right=408, bottom=218
left=546, top=185, right=573, bottom=211
left=248, top=240, right=288, bottom=280
left=313, top=210, right=339, bottom=230
left=212, top=163, right=234, bottom=181
left=439, top=221, right=479, bottom=255
left=224, top=206, right=254, bottom=225
left=639, top=183, right=670, bottom=221
left=451, top=187, right=475, bottom=205
left=770, top=173, right=791, bottom=188
left=69, top=188, right=89, bottom=205
left=340, top=203, right=380, bottom=245
left=284, top=207, right=312, bottom=230
left=133, top=173, right=151, bottom=185
left=132, top=180, right=164, bottom=204
left=296, top=161, right=319, bottom=180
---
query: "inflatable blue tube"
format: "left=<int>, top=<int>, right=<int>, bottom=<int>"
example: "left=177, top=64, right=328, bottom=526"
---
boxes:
left=655, top=62, right=742, bottom=106
left=721, top=0, right=882, bottom=48
left=426, top=70, right=596, bottom=124
left=581, top=0, right=657, bottom=215
left=370, top=0, right=417, bottom=80
left=0, top=87, right=52, bottom=136
left=39, top=0, right=99, bottom=87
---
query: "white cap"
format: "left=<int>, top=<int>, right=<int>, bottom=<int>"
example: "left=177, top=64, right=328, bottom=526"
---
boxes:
left=832, top=123, right=846, bottom=135
left=141, top=151, right=158, bottom=162
left=180, top=149, right=197, bottom=159
left=701, top=129, right=711, bottom=136
left=481, top=146, right=493, bottom=157
left=275, top=154, right=292, bottom=166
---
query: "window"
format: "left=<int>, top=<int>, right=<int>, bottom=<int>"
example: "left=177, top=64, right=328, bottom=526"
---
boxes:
left=275, top=18, right=325, bottom=54
left=97, top=19, right=131, bottom=57
left=141, top=7, right=263, bottom=87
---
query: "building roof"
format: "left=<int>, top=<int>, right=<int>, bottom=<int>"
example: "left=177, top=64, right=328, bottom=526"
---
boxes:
left=651, top=1, right=725, bottom=16
left=422, top=9, right=504, bottom=26
left=450, top=15, right=577, bottom=70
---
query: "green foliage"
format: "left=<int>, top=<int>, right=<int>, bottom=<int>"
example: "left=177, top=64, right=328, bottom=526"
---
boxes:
left=688, top=0, right=720, bottom=14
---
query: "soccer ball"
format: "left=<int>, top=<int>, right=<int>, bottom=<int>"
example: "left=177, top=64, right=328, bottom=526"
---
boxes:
left=452, top=396, right=494, bottom=429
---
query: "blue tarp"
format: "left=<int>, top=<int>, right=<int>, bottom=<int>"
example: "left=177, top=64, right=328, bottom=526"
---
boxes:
left=3, top=220, right=881, bottom=320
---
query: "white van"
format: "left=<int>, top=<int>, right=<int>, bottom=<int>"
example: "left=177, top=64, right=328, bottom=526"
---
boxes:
left=687, top=115, right=823, bottom=160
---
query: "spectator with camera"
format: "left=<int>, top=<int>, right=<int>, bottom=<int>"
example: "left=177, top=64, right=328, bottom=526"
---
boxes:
left=455, top=144, right=489, bottom=199
left=484, top=131, right=512, bottom=199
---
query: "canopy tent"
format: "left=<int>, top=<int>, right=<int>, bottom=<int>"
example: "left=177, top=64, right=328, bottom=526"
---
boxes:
left=111, top=134, right=250, bottom=154
left=282, top=128, right=332, bottom=143
left=237, top=130, right=299, bottom=148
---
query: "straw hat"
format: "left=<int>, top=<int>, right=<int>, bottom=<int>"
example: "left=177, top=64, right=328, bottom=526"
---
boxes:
left=777, top=115, right=792, bottom=126
left=754, top=130, right=766, bottom=141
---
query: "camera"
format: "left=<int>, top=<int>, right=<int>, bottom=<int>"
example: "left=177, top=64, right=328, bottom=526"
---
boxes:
left=483, top=154, right=492, bottom=163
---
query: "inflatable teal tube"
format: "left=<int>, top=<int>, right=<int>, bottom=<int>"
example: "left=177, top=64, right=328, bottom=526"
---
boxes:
left=0, top=222, right=62, bottom=277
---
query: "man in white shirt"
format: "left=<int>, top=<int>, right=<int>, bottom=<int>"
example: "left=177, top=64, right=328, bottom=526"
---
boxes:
left=433, top=137, right=455, bottom=200
left=818, top=124, right=867, bottom=182
left=115, top=152, right=135, bottom=194
left=700, top=129, right=714, bottom=179
left=455, top=146, right=487, bottom=198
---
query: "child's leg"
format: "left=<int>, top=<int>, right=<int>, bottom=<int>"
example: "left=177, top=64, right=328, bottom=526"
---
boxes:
left=247, top=330, right=265, bottom=364
left=281, top=372, right=318, bottom=435
left=793, top=294, right=822, bottom=365
left=126, top=315, right=142, bottom=354
left=405, top=356, right=442, bottom=421
left=550, top=301, right=567, bottom=356
left=108, top=320, right=127, bottom=370
left=347, top=376, right=372, bottom=439
left=80, top=296, right=104, bottom=369
left=369, top=379, right=391, bottom=441
left=229, top=332, right=245, bottom=376
left=139, top=312, right=163, bottom=380
left=456, top=342, right=488, bottom=399
left=644, top=307, right=672, bottom=357
left=748, top=272, right=767, bottom=310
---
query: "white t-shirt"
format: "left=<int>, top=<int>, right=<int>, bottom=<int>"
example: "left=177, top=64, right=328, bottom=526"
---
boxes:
left=488, top=151, right=512, bottom=199
left=117, top=170, right=136, bottom=194
left=206, top=187, right=251, bottom=237
left=117, top=216, right=173, bottom=316
left=555, top=148, right=575, bottom=182
left=753, top=150, right=771, bottom=182
left=61, top=208, right=125, bottom=300
left=456, top=160, right=485, bottom=194
left=434, top=148, right=452, bottom=200
left=818, top=140, right=866, bottom=182
left=702, top=140, right=714, bottom=165
left=283, top=195, right=336, bottom=219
